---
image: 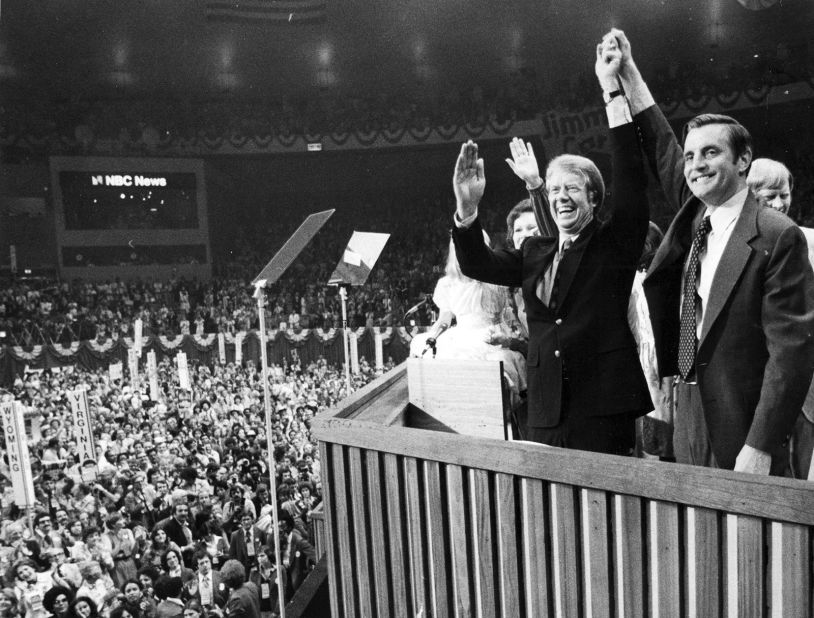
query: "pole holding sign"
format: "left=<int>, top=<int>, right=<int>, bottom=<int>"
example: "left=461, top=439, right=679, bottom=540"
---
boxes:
left=0, top=401, right=36, bottom=507
left=67, top=388, right=98, bottom=482
left=147, top=350, right=160, bottom=401
left=177, top=352, right=191, bottom=391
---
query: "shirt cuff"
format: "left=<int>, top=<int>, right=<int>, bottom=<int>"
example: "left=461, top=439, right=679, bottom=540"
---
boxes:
left=454, top=210, right=478, bottom=229
left=606, top=96, right=633, bottom=128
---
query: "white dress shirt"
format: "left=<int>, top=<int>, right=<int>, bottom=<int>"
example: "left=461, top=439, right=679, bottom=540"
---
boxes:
left=687, top=188, right=747, bottom=339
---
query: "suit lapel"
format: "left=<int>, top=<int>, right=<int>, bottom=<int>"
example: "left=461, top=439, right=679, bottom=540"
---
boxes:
left=523, top=236, right=557, bottom=313
left=699, top=196, right=758, bottom=344
left=555, top=219, right=596, bottom=306
left=647, top=199, right=699, bottom=279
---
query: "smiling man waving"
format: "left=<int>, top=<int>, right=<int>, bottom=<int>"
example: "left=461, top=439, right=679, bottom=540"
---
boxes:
left=605, top=28, right=814, bottom=474
left=449, top=40, right=653, bottom=453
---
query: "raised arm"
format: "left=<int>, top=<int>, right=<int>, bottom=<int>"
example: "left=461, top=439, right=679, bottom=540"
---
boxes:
left=606, top=28, right=691, bottom=212
left=595, top=33, right=649, bottom=258
left=505, top=137, right=557, bottom=238
left=453, top=140, right=485, bottom=222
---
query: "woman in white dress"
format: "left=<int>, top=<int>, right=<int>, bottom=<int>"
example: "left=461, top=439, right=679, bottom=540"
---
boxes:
left=410, top=236, right=526, bottom=396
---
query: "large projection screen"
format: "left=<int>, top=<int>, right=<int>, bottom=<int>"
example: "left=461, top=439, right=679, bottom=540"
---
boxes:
left=50, top=157, right=210, bottom=281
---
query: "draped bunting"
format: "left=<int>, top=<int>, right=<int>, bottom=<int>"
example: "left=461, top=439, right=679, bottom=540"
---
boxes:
left=0, top=328, right=421, bottom=386
left=3, top=81, right=814, bottom=157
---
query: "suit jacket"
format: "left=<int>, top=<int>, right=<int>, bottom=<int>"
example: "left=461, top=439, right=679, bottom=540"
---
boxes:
left=192, top=569, right=228, bottom=608
left=228, top=527, right=267, bottom=568
left=225, top=582, right=261, bottom=618
left=155, top=599, right=184, bottom=618
left=637, top=104, right=814, bottom=470
left=452, top=122, right=652, bottom=427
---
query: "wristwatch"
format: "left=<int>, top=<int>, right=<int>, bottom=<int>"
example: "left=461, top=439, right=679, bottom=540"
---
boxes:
left=603, top=89, right=624, bottom=105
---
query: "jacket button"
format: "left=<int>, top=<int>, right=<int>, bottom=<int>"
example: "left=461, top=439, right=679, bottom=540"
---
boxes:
left=555, top=319, right=562, bottom=325
left=554, top=350, right=561, bottom=358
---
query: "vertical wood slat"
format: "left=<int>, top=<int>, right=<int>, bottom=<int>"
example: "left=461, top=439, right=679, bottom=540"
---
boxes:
left=332, top=445, right=357, bottom=618
left=424, top=461, right=449, bottom=618
left=495, top=473, right=521, bottom=617
left=736, top=516, right=764, bottom=617
left=319, top=442, right=341, bottom=618
left=550, top=483, right=580, bottom=618
left=384, top=453, right=411, bottom=618
left=470, top=468, right=497, bottom=618
left=404, top=457, right=429, bottom=617
left=446, top=465, right=473, bottom=617
left=581, top=488, right=611, bottom=618
left=648, top=500, right=681, bottom=618
left=613, top=495, right=644, bottom=618
left=348, top=447, right=373, bottom=617
left=364, top=450, right=392, bottom=618
left=771, top=522, right=810, bottom=617
left=686, top=507, right=720, bottom=618
left=520, top=478, right=550, bottom=617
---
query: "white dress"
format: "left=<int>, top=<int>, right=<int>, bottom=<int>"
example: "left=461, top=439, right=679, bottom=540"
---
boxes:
left=410, top=276, right=527, bottom=394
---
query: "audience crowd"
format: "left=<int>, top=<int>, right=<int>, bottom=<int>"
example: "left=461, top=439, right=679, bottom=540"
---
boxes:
left=2, top=42, right=811, bottom=159
left=0, top=352, right=387, bottom=618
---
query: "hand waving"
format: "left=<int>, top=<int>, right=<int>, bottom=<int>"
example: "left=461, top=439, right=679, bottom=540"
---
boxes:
left=453, top=140, right=485, bottom=219
left=505, top=137, right=543, bottom=189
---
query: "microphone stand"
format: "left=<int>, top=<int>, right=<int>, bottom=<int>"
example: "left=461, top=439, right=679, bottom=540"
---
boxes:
left=253, top=282, right=286, bottom=618
left=338, top=284, right=352, bottom=396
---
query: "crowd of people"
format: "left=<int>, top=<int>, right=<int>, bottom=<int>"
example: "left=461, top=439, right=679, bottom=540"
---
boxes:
left=2, top=188, right=523, bottom=347
left=2, top=41, right=811, bottom=162
left=0, top=352, right=388, bottom=618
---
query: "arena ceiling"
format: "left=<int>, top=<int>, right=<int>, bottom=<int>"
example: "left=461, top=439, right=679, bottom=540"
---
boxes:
left=1, top=0, right=812, bottom=102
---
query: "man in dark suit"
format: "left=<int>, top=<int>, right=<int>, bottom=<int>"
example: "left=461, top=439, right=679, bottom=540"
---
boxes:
left=605, top=29, right=814, bottom=474
left=450, top=45, right=653, bottom=453
left=157, top=501, right=195, bottom=567
left=192, top=550, right=228, bottom=609
left=228, top=512, right=266, bottom=575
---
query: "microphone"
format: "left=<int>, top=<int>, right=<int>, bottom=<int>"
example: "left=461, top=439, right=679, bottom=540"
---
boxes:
left=403, top=296, right=430, bottom=321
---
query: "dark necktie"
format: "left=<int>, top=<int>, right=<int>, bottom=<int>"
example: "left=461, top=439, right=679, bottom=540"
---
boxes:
left=540, top=238, right=572, bottom=309
left=678, top=216, right=712, bottom=379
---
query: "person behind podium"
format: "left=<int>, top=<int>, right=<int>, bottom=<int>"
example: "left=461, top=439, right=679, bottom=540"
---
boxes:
left=449, top=43, right=652, bottom=454
left=409, top=236, right=527, bottom=399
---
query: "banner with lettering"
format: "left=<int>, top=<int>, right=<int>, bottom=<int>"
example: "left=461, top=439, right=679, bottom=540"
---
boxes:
left=1, top=401, right=36, bottom=506
left=67, top=388, right=97, bottom=482
left=538, top=106, right=612, bottom=160
left=128, top=348, right=139, bottom=390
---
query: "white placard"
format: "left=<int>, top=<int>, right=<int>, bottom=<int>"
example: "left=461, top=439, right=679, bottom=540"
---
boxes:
left=109, top=362, right=123, bottom=382
left=349, top=331, right=360, bottom=374
left=374, top=331, right=384, bottom=371
left=0, top=401, right=36, bottom=506
left=134, top=319, right=143, bottom=357
left=177, top=352, right=191, bottom=390
left=128, top=348, right=139, bottom=390
left=218, top=333, right=226, bottom=364
left=235, top=332, right=244, bottom=365
left=67, top=388, right=97, bottom=482
left=147, top=350, right=160, bottom=401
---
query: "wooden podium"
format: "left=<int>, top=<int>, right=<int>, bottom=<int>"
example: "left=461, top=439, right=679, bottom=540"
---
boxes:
left=311, top=362, right=814, bottom=617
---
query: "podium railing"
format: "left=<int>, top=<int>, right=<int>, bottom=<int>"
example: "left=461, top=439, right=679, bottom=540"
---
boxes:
left=311, top=362, right=814, bottom=618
